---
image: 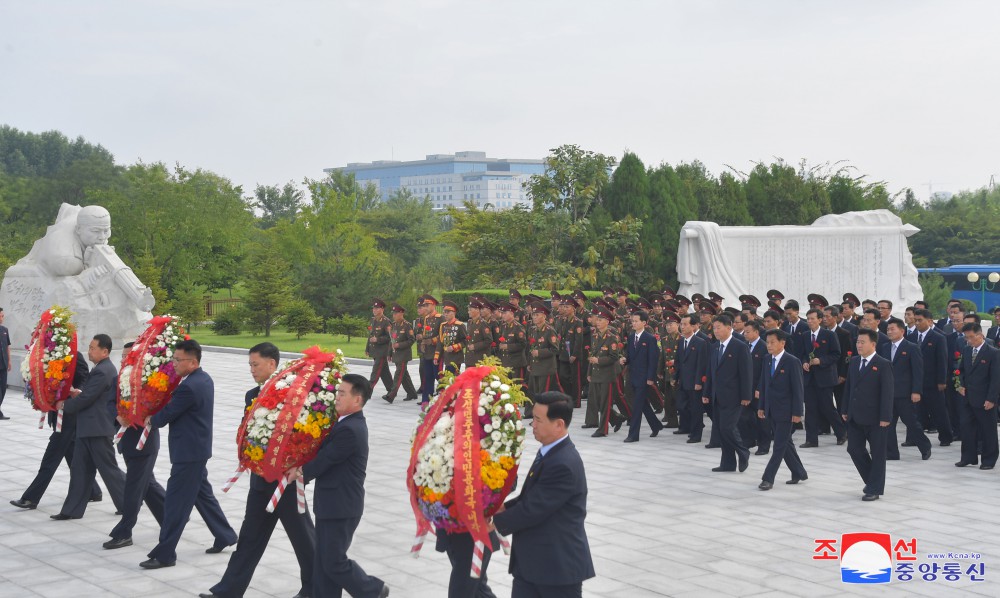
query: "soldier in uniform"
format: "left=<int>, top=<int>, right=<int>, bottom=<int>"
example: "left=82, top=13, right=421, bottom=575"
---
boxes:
left=587, top=306, right=626, bottom=437
left=497, top=302, right=528, bottom=397
left=366, top=298, right=394, bottom=401
left=555, top=298, right=585, bottom=407
left=573, top=291, right=592, bottom=402
left=526, top=302, right=562, bottom=416
left=614, top=289, right=630, bottom=320
left=508, top=289, right=526, bottom=327
left=658, top=311, right=681, bottom=427
left=384, top=303, right=418, bottom=403
left=417, top=295, right=444, bottom=407
left=435, top=300, right=467, bottom=378
left=464, top=300, right=493, bottom=368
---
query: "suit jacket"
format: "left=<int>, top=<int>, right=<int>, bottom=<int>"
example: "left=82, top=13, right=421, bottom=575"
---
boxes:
left=757, top=352, right=804, bottom=421
left=959, top=342, right=1000, bottom=409
left=625, top=329, right=659, bottom=386
left=879, top=339, right=923, bottom=399
left=910, top=327, right=948, bottom=388
left=784, top=319, right=809, bottom=355
left=747, top=338, right=768, bottom=396
left=674, top=334, right=708, bottom=391
left=842, top=354, right=894, bottom=425
left=50, top=353, right=90, bottom=429
left=987, top=325, right=1000, bottom=346
left=702, top=337, right=752, bottom=408
left=493, top=438, right=595, bottom=586
left=800, top=327, right=841, bottom=388
left=62, top=357, right=117, bottom=438
left=151, top=367, right=215, bottom=463
left=839, top=320, right=860, bottom=347
left=831, top=325, right=853, bottom=380
left=303, top=411, right=368, bottom=520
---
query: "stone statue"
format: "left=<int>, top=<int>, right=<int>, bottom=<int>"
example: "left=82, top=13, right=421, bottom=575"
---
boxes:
left=676, top=209, right=923, bottom=319
left=0, top=203, right=155, bottom=368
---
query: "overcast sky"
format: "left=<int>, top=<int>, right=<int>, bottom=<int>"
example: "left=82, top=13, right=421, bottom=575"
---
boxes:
left=2, top=1, right=997, bottom=201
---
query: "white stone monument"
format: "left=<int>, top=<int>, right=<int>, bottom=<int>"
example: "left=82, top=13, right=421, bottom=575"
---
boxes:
left=676, top=210, right=922, bottom=317
left=0, top=203, right=155, bottom=381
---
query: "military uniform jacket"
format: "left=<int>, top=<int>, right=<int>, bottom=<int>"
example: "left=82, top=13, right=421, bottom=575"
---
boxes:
left=436, top=320, right=468, bottom=367
left=555, top=316, right=584, bottom=363
left=498, top=321, right=527, bottom=369
left=366, top=315, right=392, bottom=359
left=527, top=323, right=559, bottom=376
left=659, top=332, right=679, bottom=380
left=390, top=319, right=415, bottom=363
left=465, top=317, right=494, bottom=367
left=416, top=313, right=444, bottom=360
left=588, top=329, right=621, bottom=383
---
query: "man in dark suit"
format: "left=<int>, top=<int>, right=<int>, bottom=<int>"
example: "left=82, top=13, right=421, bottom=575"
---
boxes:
left=861, top=309, right=892, bottom=355
left=825, top=306, right=853, bottom=415
left=877, top=300, right=893, bottom=334
left=492, top=391, right=595, bottom=597
left=702, top=314, right=752, bottom=473
left=0, top=307, right=10, bottom=420
left=841, top=329, right=894, bottom=501
left=781, top=300, right=808, bottom=356
left=621, top=310, right=663, bottom=443
left=105, top=341, right=166, bottom=549
left=52, top=334, right=126, bottom=520
left=756, top=329, right=808, bottom=490
left=986, top=307, right=1000, bottom=346
left=674, top=314, right=708, bottom=443
left=10, top=353, right=102, bottom=509
left=739, top=321, right=771, bottom=455
left=202, top=343, right=316, bottom=598
left=290, top=373, right=387, bottom=598
left=799, top=309, right=846, bottom=448
left=910, top=309, right=953, bottom=446
left=141, top=339, right=237, bottom=569
left=956, top=323, right=1000, bottom=469
left=882, top=320, right=931, bottom=461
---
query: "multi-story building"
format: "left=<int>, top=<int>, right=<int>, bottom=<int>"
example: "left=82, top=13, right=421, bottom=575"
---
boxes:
left=325, top=151, right=545, bottom=211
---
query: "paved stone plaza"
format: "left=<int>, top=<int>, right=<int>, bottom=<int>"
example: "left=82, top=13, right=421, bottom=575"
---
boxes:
left=1, top=348, right=996, bottom=597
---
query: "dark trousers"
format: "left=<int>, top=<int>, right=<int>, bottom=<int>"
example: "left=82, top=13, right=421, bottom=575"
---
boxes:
left=958, top=398, right=1000, bottom=466
left=804, top=385, right=845, bottom=443
left=716, top=403, right=749, bottom=470
left=61, top=436, right=126, bottom=517
left=0, top=366, right=7, bottom=411
left=148, top=460, right=237, bottom=563
left=946, top=386, right=963, bottom=438
left=511, top=577, right=582, bottom=598
left=368, top=355, right=393, bottom=394
left=557, top=360, right=580, bottom=407
left=110, top=454, right=165, bottom=539
left=886, top=397, right=931, bottom=459
left=761, top=418, right=806, bottom=484
left=921, top=385, right=954, bottom=443
left=314, top=515, right=384, bottom=598
left=660, top=381, right=678, bottom=424
left=846, top=420, right=888, bottom=496
left=439, top=531, right=498, bottom=598
left=678, top=388, right=703, bottom=439
left=211, top=480, right=316, bottom=598
left=420, top=358, right=438, bottom=403
left=21, top=427, right=101, bottom=504
left=386, top=360, right=417, bottom=400
left=626, top=382, right=663, bottom=441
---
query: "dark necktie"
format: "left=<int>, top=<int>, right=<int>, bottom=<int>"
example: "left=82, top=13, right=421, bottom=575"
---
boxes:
left=860, top=357, right=867, bottom=372
left=973, top=346, right=980, bottom=361
left=771, top=357, right=777, bottom=377
left=918, top=332, right=924, bottom=345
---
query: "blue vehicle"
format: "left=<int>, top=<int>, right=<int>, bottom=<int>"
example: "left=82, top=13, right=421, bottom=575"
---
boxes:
left=918, top=265, right=1000, bottom=313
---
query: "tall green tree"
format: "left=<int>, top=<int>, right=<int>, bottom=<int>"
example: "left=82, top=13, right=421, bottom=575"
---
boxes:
left=525, top=144, right=616, bottom=223
left=250, top=182, right=302, bottom=229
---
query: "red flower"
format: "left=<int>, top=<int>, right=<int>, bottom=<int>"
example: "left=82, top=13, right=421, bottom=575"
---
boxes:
left=847, top=351, right=853, bottom=356
left=391, top=333, right=397, bottom=339
left=701, top=375, right=707, bottom=382
left=813, top=341, right=820, bottom=349
left=498, top=336, right=506, bottom=342
left=955, top=351, right=962, bottom=358
left=529, top=337, right=535, bottom=344
left=425, top=325, right=432, bottom=332
left=954, top=369, right=961, bottom=375
left=367, top=326, right=372, bottom=331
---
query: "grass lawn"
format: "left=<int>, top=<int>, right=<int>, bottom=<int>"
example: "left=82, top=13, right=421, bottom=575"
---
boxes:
left=191, top=328, right=370, bottom=359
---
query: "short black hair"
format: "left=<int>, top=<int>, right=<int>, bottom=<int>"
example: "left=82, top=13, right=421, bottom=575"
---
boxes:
left=948, top=299, right=963, bottom=308
left=712, top=314, right=733, bottom=327
left=806, top=308, right=823, bottom=319
left=964, top=313, right=981, bottom=323
left=886, top=318, right=906, bottom=331
left=744, top=320, right=762, bottom=334
left=764, top=328, right=789, bottom=343
left=857, top=328, right=878, bottom=343
left=123, top=341, right=135, bottom=349
left=913, top=300, right=929, bottom=309
left=341, top=373, right=372, bottom=403
left=763, top=309, right=782, bottom=321
left=878, top=299, right=893, bottom=309
left=175, top=339, right=202, bottom=363
left=914, top=308, right=933, bottom=319
left=93, top=334, right=113, bottom=352
left=864, top=307, right=881, bottom=321
left=738, top=313, right=749, bottom=324
left=249, top=342, right=280, bottom=364
left=904, top=306, right=915, bottom=314
left=683, top=314, right=699, bottom=327
left=962, top=322, right=982, bottom=334
left=632, top=310, right=649, bottom=322
left=824, top=305, right=841, bottom=317
left=533, top=391, right=574, bottom=426
left=784, top=300, right=799, bottom=312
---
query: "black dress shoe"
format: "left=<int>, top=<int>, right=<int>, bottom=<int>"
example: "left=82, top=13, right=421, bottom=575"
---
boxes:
left=754, top=449, right=770, bottom=456
left=650, top=428, right=660, bottom=438
left=705, top=443, right=721, bottom=449
left=861, top=494, right=879, bottom=502
left=9, top=499, right=37, bottom=509
left=206, top=542, right=235, bottom=554
left=738, top=455, right=749, bottom=472
left=199, top=594, right=221, bottom=598
left=921, top=449, right=931, bottom=460
left=590, top=430, right=606, bottom=438
left=613, top=420, right=623, bottom=433
left=758, top=481, right=773, bottom=490
left=664, top=421, right=678, bottom=428
left=103, top=537, right=133, bottom=550
left=981, top=464, right=995, bottom=470
left=381, top=395, right=395, bottom=404
left=955, top=461, right=976, bottom=467
left=89, top=495, right=103, bottom=503
left=901, top=441, right=916, bottom=447
left=711, top=466, right=735, bottom=472
left=581, top=424, right=597, bottom=429
left=786, top=475, right=808, bottom=484
left=799, top=442, right=818, bottom=448
left=686, top=438, right=701, bottom=443
left=50, top=513, right=79, bottom=520
left=139, top=558, right=175, bottom=569
left=940, top=441, right=952, bottom=447
left=672, top=430, right=687, bottom=435
left=0, top=413, right=9, bottom=420
left=403, top=395, right=416, bottom=401
left=623, top=437, right=638, bottom=443
left=836, top=436, right=847, bottom=446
